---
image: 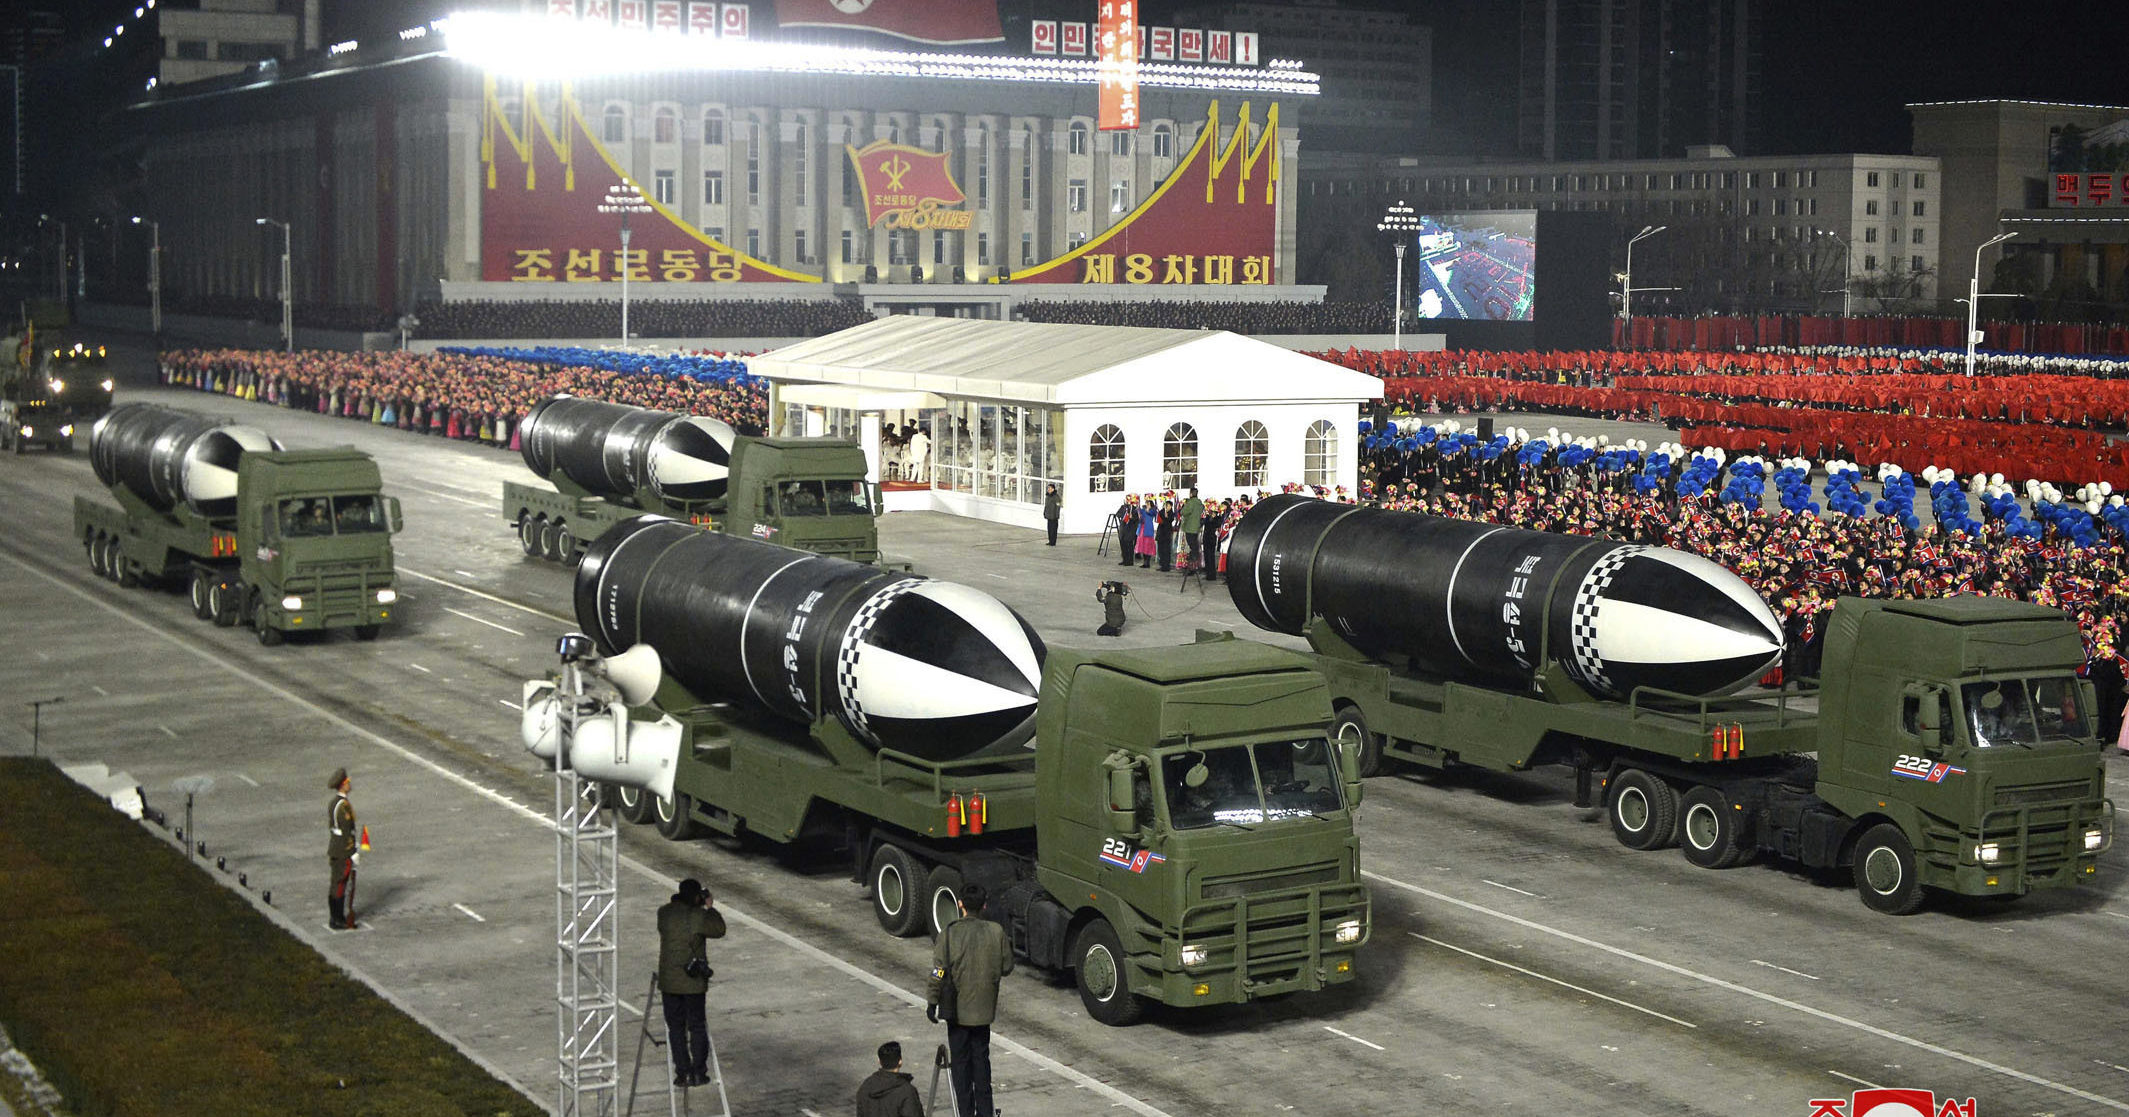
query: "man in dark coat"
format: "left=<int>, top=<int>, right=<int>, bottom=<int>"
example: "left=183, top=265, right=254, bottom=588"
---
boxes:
left=1096, top=580, right=1128, bottom=637
left=326, top=768, right=358, bottom=930
left=1115, top=494, right=1138, bottom=565
left=855, top=1040, right=925, bottom=1117
left=926, top=883, right=1012, bottom=1117
left=658, top=878, right=728, bottom=1088
left=1043, top=484, right=1061, bottom=546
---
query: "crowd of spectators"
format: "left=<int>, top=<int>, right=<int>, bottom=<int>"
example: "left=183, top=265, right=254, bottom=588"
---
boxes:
left=409, top=299, right=876, bottom=340
left=129, top=294, right=398, bottom=333
left=1614, top=313, right=2129, bottom=357
left=156, top=347, right=768, bottom=446
left=1017, top=299, right=1390, bottom=334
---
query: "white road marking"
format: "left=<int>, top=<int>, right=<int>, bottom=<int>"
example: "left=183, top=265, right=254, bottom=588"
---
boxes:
left=801, top=1108, right=825, bottom=1117
left=2103, top=911, right=2129, bottom=923
left=1412, top=933, right=1696, bottom=1030
left=453, top=903, right=487, bottom=923
left=453, top=570, right=482, bottom=579
left=233, top=772, right=260, bottom=787
left=11, top=553, right=1179, bottom=1117
left=157, top=724, right=178, bottom=738
left=408, top=663, right=432, bottom=674
left=444, top=606, right=527, bottom=637
left=1827, top=1070, right=1883, bottom=1090
left=1481, top=879, right=1539, bottom=898
left=2100, top=1060, right=2129, bottom=1077
left=1322, top=1026, right=1385, bottom=1051
left=499, top=699, right=523, bottom=711
left=91, top=684, right=109, bottom=696
left=401, top=485, right=490, bottom=509
left=1368, top=870, right=2129, bottom=1113
left=401, top=567, right=569, bottom=624
left=1750, top=959, right=1820, bottom=981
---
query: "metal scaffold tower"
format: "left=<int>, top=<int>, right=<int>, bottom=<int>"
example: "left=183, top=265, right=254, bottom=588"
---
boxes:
left=553, top=653, right=622, bottom=1117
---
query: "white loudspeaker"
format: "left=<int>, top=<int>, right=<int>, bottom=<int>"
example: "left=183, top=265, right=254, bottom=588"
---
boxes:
left=521, top=681, right=562, bottom=760
left=568, top=707, right=682, bottom=803
left=601, top=644, right=664, bottom=707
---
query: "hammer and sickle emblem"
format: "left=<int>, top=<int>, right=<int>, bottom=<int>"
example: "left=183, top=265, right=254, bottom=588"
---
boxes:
left=881, top=153, right=911, bottom=190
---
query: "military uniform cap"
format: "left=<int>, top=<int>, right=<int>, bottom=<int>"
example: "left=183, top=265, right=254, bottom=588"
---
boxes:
left=327, top=767, right=349, bottom=790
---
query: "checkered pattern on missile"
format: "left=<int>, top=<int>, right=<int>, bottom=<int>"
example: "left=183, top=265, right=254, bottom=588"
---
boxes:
left=836, top=579, right=921, bottom=740
left=1568, top=546, right=1645, bottom=696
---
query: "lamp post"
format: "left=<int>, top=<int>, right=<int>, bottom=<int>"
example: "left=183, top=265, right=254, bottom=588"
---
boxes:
left=598, top=181, right=653, bottom=347
left=1965, top=231, right=2016, bottom=379
left=132, top=216, right=161, bottom=343
left=1812, top=228, right=1851, bottom=318
left=25, top=696, right=62, bottom=757
left=38, top=214, right=66, bottom=305
left=254, top=218, right=292, bottom=353
left=1622, top=225, right=1666, bottom=322
left=1375, top=200, right=1423, bottom=351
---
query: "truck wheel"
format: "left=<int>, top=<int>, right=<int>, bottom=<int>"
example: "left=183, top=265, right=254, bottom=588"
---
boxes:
left=87, top=535, right=106, bottom=577
left=868, top=843, right=928, bottom=938
left=616, top=785, right=656, bottom=825
left=113, top=546, right=137, bottom=588
left=1678, top=786, right=1749, bottom=869
left=1331, top=704, right=1383, bottom=779
left=1609, top=769, right=1679, bottom=851
left=1853, top=824, right=1925, bottom=915
left=208, top=581, right=233, bottom=626
left=190, top=571, right=214, bottom=620
left=923, top=865, right=965, bottom=940
left=557, top=525, right=581, bottom=567
left=519, top=514, right=543, bottom=557
left=354, top=625, right=381, bottom=641
left=1073, top=918, right=1145, bottom=1026
left=541, top=519, right=565, bottom=562
left=653, top=791, right=701, bottom=842
left=253, top=598, right=284, bottom=646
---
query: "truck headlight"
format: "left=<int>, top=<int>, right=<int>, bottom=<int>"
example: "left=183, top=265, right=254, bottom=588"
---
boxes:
left=60, top=425, right=73, bottom=436
left=47, top=378, right=63, bottom=393
left=17, top=425, right=29, bottom=436
left=101, top=378, right=114, bottom=391
left=281, top=595, right=304, bottom=611
left=1335, top=919, right=1363, bottom=944
left=2087, top=827, right=2106, bottom=851
left=1975, top=842, right=2001, bottom=864
left=375, top=588, right=397, bottom=604
left=1180, top=944, right=1207, bottom=967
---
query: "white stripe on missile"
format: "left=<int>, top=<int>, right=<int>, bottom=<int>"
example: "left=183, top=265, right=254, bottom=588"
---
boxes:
left=648, top=455, right=729, bottom=485
left=907, top=582, right=1043, bottom=688
left=851, top=645, right=1040, bottom=720
left=1589, top=598, right=1782, bottom=667
left=1634, top=548, right=1784, bottom=634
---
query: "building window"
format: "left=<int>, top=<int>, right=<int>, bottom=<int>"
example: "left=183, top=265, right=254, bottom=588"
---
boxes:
left=747, top=229, right=760, bottom=258
left=1865, top=200, right=1878, bottom=215
left=1303, top=421, right=1336, bottom=486
left=1774, top=199, right=1787, bottom=215
left=1068, top=179, right=1087, bottom=212
left=1162, top=423, right=1198, bottom=491
left=704, top=226, right=725, bottom=243
left=976, top=129, right=990, bottom=205
left=1890, top=227, right=1901, bottom=244
left=1110, top=182, right=1129, bottom=213
left=976, top=233, right=990, bottom=266
left=703, top=171, right=724, bottom=206
left=1069, top=121, right=1089, bottom=156
left=1891, top=172, right=1902, bottom=187
left=1864, top=227, right=1878, bottom=243
left=1866, top=171, right=1880, bottom=188
left=1864, top=254, right=1878, bottom=271
left=1773, top=171, right=1786, bottom=189
left=1089, top=424, right=1125, bottom=492
left=841, top=229, right=855, bottom=264
left=933, top=231, right=947, bottom=265
left=1913, top=255, right=1925, bottom=271
left=747, top=125, right=761, bottom=204
left=653, top=106, right=678, bottom=144
left=1153, top=123, right=1173, bottom=158
left=702, top=108, right=725, bottom=146
left=794, top=122, right=808, bottom=207
left=1110, top=130, right=1130, bottom=156
left=1020, top=127, right=1036, bottom=210
left=1912, top=227, right=1925, bottom=244
left=174, top=39, right=209, bottom=59
left=890, top=230, right=914, bottom=265
left=1020, top=232, right=1034, bottom=265
left=843, top=153, right=858, bottom=207
left=1234, top=421, right=1268, bottom=488
left=1746, top=199, right=1759, bottom=216
left=1805, top=170, right=1818, bottom=188
left=1912, top=173, right=1925, bottom=189
left=1809, top=198, right=1820, bottom=216
left=602, top=104, right=628, bottom=144
left=653, top=170, right=674, bottom=205
left=1068, top=232, right=1086, bottom=250
left=887, top=120, right=902, bottom=144
left=794, top=229, right=809, bottom=263
left=1912, top=200, right=1925, bottom=216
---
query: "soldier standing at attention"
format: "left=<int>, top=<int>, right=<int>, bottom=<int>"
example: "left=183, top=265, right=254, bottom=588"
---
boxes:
left=327, top=768, right=359, bottom=930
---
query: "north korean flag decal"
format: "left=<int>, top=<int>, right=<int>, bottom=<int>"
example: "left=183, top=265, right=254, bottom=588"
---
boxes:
left=1891, top=754, right=1966, bottom=782
left=1098, top=837, right=1166, bottom=873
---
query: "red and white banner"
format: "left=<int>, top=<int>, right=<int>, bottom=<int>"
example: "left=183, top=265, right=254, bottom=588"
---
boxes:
left=1206, top=30, right=1230, bottom=64
left=1097, top=0, right=1138, bottom=132
left=617, top=0, right=648, bottom=30
left=548, top=0, right=579, bottom=18
left=653, top=1, right=683, bottom=31
left=1060, top=21, right=1087, bottom=57
left=775, top=0, right=1003, bottom=45
left=1177, top=28, right=1202, bottom=62
left=720, top=2, right=749, bottom=38
left=582, top=0, right=612, bottom=21
left=1031, top=19, right=1056, bottom=55
left=1233, top=31, right=1258, bottom=65
left=687, top=0, right=717, bottom=32
left=1148, top=26, right=1172, bottom=60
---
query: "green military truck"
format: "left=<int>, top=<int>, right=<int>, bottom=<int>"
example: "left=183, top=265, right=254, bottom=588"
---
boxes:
left=506, top=396, right=879, bottom=565
left=44, top=341, right=118, bottom=421
left=75, top=404, right=402, bottom=644
left=537, top=519, right=1370, bottom=1025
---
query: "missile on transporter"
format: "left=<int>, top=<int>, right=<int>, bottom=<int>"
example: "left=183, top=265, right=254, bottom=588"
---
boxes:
left=576, top=516, right=1045, bottom=762
left=1225, top=493, right=1784, bottom=700
left=90, top=403, right=281, bottom=519
left=518, top=396, right=736, bottom=506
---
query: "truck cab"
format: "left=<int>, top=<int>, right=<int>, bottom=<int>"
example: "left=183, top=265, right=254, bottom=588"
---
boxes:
left=724, top=438, right=879, bottom=563
left=1813, top=596, right=2113, bottom=910
left=43, top=342, right=117, bottom=422
left=238, top=450, right=402, bottom=643
left=1031, top=636, right=1370, bottom=1024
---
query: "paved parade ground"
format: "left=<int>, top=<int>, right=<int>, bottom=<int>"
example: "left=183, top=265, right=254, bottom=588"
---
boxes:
left=4, top=339, right=2128, bottom=1117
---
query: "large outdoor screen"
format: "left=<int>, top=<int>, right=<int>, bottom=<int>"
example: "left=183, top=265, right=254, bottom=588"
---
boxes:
left=1413, top=211, right=1538, bottom=322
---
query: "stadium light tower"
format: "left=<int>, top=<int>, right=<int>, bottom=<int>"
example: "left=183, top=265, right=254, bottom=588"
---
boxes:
left=598, top=181, right=654, bottom=346
left=255, top=217, right=292, bottom=353
left=132, top=217, right=161, bottom=344
left=1622, top=225, right=1666, bottom=322
left=1811, top=228, right=1852, bottom=318
left=1375, top=201, right=1424, bottom=351
left=1965, top=231, right=2017, bottom=379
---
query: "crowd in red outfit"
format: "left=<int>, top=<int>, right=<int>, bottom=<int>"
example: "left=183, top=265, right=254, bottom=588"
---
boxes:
left=157, top=349, right=769, bottom=445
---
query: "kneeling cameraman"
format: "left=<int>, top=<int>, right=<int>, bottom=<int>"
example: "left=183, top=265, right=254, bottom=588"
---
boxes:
left=1095, top=580, right=1129, bottom=637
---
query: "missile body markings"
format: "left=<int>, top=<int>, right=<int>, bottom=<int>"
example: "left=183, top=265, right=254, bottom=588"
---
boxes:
left=1225, top=493, right=1784, bottom=700
left=90, top=403, right=280, bottom=519
left=518, top=395, right=736, bottom=506
left=575, top=516, right=1045, bottom=762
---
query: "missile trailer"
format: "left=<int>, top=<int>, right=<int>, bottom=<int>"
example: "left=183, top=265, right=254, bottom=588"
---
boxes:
left=73, top=404, right=402, bottom=644
left=1227, top=495, right=2114, bottom=915
left=563, top=519, right=1371, bottom=1025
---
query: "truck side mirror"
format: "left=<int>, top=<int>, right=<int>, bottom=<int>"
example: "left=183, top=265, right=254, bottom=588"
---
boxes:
left=1103, top=754, right=1139, bottom=837
left=387, top=496, right=404, bottom=534
left=1335, top=737, right=1364, bottom=808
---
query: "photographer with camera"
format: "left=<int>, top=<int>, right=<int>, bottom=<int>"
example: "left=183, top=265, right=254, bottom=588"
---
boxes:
left=657, top=878, right=727, bottom=1088
left=1095, top=580, right=1130, bottom=637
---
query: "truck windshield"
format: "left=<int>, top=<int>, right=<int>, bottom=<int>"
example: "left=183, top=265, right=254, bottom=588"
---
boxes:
left=1963, top=677, right=2088, bottom=748
left=332, top=495, right=388, bottom=533
left=279, top=495, right=386, bottom=536
left=776, top=480, right=827, bottom=517
left=1161, top=739, right=1344, bottom=829
left=824, top=479, right=870, bottom=516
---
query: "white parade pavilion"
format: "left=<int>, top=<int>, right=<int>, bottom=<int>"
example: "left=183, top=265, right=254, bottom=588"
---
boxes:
left=748, top=317, right=1384, bottom=535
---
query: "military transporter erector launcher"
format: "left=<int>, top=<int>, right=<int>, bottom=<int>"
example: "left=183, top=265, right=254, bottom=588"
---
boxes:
left=1227, top=493, right=2114, bottom=914
left=504, top=396, right=881, bottom=566
left=523, top=516, right=1371, bottom=1025
left=74, top=403, right=403, bottom=644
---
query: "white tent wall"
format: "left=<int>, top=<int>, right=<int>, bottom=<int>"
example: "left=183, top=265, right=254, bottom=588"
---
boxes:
left=1062, top=402, right=1359, bottom=537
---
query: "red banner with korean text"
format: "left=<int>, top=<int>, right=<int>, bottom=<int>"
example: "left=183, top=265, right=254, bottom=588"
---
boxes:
left=1008, top=100, right=1278, bottom=286
left=775, top=0, right=1002, bottom=44
left=1096, top=1, right=1138, bottom=131
left=478, top=77, right=812, bottom=283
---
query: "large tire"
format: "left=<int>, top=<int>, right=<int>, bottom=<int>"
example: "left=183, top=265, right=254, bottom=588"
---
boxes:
left=210, top=580, right=240, bottom=627
left=616, top=784, right=656, bottom=825
left=87, top=535, right=105, bottom=578
left=923, top=864, right=966, bottom=940
left=1073, top=918, right=1145, bottom=1026
left=540, top=519, right=565, bottom=563
left=868, top=843, right=927, bottom=938
left=354, top=625, right=381, bottom=641
left=1331, top=703, right=1384, bottom=779
left=1678, top=785, right=1749, bottom=869
left=253, top=596, right=284, bottom=646
left=1609, top=769, right=1679, bottom=851
left=653, top=791, right=701, bottom=841
left=1853, top=823, right=1925, bottom=915
left=557, top=525, right=580, bottom=567
left=519, top=514, right=543, bottom=558
left=190, top=571, right=214, bottom=620
left=114, top=544, right=138, bottom=588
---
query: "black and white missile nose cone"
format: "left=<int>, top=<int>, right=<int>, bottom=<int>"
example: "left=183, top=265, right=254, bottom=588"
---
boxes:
left=837, top=580, right=1046, bottom=762
left=183, top=426, right=278, bottom=518
left=646, top=416, right=735, bottom=504
left=1560, top=546, right=1785, bottom=699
